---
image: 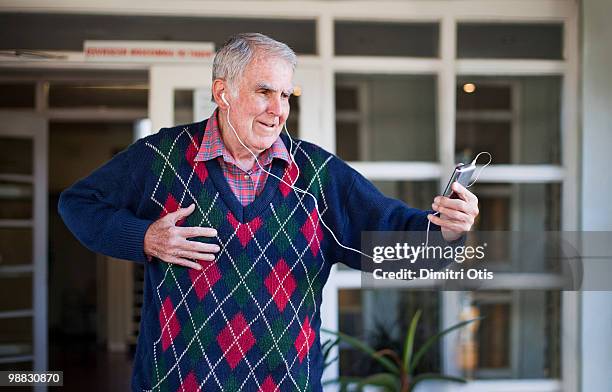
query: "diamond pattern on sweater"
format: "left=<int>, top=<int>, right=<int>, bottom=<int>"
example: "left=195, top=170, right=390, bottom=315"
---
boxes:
left=257, top=318, right=293, bottom=371
left=279, top=162, right=299, bottom=197
left=225, top=375, right=239, bottom=391
left=155, top=354, right=169, bottom=392
left=228, top=212, right=263, bottom=247
left=294, top=316, right=315, bottom=363
left=160, top=296, right=181, bottom=352
left=140, top=127, right=338, bottom=392
left=182, top=306, right=213, bottom=367
left=296, top=372, right=310, bottom=392
left=196, top=188, right=223, bottom=229
left=177, top=371, right=200, bottom=392
left=216, top=312, right=256, bottom=369
left=258, top=375, right=280, bottom=392
left=160, top=194, right=186, bottom=226
left=264, top=259, right=296, bottom=312
left=163, top=264, right=186, bottom=293
left=223, top=252, right=262, bottom=307
left=300, top=208, right=323, bottom=257
left=266, top=204, right=298, bottom=254
left=297, top=264, right=321, bottom=311
left=302, top=150, right=329, bottom=199
left=189, top=262, right=221, bottom=301
left=186, top=134, right=208, bottom=184
left=152, top=136, right=182, bottom=190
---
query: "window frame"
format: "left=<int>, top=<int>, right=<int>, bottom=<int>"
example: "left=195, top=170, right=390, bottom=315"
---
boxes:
left=0, top=1, right=579, bottom=391
left=317, top=3, right=579, bottom=392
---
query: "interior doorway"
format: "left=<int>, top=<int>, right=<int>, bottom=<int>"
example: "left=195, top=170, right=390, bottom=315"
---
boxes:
left=0, top=69, right=148, bottom=391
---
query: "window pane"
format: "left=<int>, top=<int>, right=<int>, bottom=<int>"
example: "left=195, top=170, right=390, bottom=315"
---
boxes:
left=174, top=89, right=194, bottom=125
left=456, top=76, right=561, bottom=164
left=335, top=85, right=359, bottom=111
left=0, top=83, right=35, bottom=108
left=472, top=183, right=561, bottom=232
left=372, top=180, right=438, bottom=211
left=335, top=21, right=438, bottom=57
left=337, top=289, right=440, bottom=377
left=0, top=228, right=32, bottom=265
left=49, top=82, right=148, bottom=109
left=0, top=137, right=32, bottom=175
left=336, top=74, right=437, bottom=161
left=457, top=23, right=563, bottom=59
left=0, top=277, right=32, bottom=312
left=0, top=13, right=316, bottom=54
left=469, top=183, right=561, bottom=273
left=0, top=181, right=32, bottom=220
left=287, top=94, right=301, bottom=139
left=458, top=290, right=561, bottom=379
left=0, top=317, right=33, bottom=365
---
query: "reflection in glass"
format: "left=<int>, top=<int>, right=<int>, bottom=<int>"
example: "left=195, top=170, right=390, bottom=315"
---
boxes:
left=457, top=23, right=563, bottom=59
left=335, top=21, right=439, bottom=57
left=456, top=76, right=561, bottom=164
left=372, top=180, right=438, bottom=211
left=336, top=74, right=437, bottom=162
left=468, top=183, right=561, bottom=273
left=174, top=89, right=194, bottom=125
left=286, top=94, right=300, bottom=139
left=0, top=13, right=317, bottom=54
left=471, top=183, right=561, bottom=232
left=461, top=290, right=561, bottom=379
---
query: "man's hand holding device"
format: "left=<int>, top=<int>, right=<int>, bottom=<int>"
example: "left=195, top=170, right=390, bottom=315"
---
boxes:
left=428, top=156, right=489, bottom=242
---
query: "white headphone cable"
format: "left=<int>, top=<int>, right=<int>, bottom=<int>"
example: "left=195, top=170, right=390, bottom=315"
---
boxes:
left=222, top=98, right=489, bottom=263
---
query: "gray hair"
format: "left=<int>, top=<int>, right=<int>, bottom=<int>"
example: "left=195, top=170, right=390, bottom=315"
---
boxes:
left=212, top=33, right=297, bottom=98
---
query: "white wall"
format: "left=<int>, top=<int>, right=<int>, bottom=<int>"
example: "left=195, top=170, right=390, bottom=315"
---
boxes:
left=581, top=0, right=612, bottom=390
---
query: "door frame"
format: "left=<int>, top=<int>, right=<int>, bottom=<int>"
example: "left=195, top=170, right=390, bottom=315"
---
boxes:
left=0, top=112, right=48, bottom=385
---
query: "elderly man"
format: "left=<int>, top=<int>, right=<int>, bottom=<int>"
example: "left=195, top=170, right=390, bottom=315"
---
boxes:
left=59, top=33, right=478, bottom=392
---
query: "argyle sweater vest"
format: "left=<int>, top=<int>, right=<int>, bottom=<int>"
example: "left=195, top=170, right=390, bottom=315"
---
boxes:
left=58, top=120, right=435, bottom=392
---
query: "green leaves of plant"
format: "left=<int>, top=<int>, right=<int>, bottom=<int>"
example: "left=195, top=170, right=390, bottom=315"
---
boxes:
left=409, top=316, right=485, bottom=374
left=322, top=311, right=485, bottom=391
left=321, top=328, right=400, bottom=375
left=402, top=309, right=422, bottom=374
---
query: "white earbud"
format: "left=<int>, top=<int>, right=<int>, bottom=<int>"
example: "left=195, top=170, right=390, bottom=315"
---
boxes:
left=221, top=92, right=229, bottom=107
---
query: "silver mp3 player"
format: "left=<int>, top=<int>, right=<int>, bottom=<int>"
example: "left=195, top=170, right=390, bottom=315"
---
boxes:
left=443, top=163, right=476, bottom=199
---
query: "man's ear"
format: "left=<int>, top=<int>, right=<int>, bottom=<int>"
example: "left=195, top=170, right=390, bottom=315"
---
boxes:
left=212, top=79, right=229, bottom=109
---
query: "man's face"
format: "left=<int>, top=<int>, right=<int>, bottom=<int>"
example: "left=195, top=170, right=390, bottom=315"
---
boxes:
left=225, top=54, right=293, bottom=153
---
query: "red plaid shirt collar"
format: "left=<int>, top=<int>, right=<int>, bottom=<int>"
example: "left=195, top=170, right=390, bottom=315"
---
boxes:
left=194, top=109, right=290, bottom=167
left=194, top=110, right=291, bottom=206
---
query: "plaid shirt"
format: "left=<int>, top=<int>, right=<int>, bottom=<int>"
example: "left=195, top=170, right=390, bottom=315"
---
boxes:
left=194, top=110, right=291, bottom=206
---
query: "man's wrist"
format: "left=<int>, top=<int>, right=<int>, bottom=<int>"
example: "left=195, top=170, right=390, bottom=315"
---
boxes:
left=442, top=229, right=463, bottom=242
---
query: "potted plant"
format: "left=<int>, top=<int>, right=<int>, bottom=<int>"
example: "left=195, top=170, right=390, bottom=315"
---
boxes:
left=322, top=310, right=483, bottom=392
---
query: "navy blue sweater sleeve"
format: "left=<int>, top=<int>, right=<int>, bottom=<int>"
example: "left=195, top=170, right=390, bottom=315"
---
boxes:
left=336, top=166, right=440, bottom=269
left=58, top=140, right=153, bottom=263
